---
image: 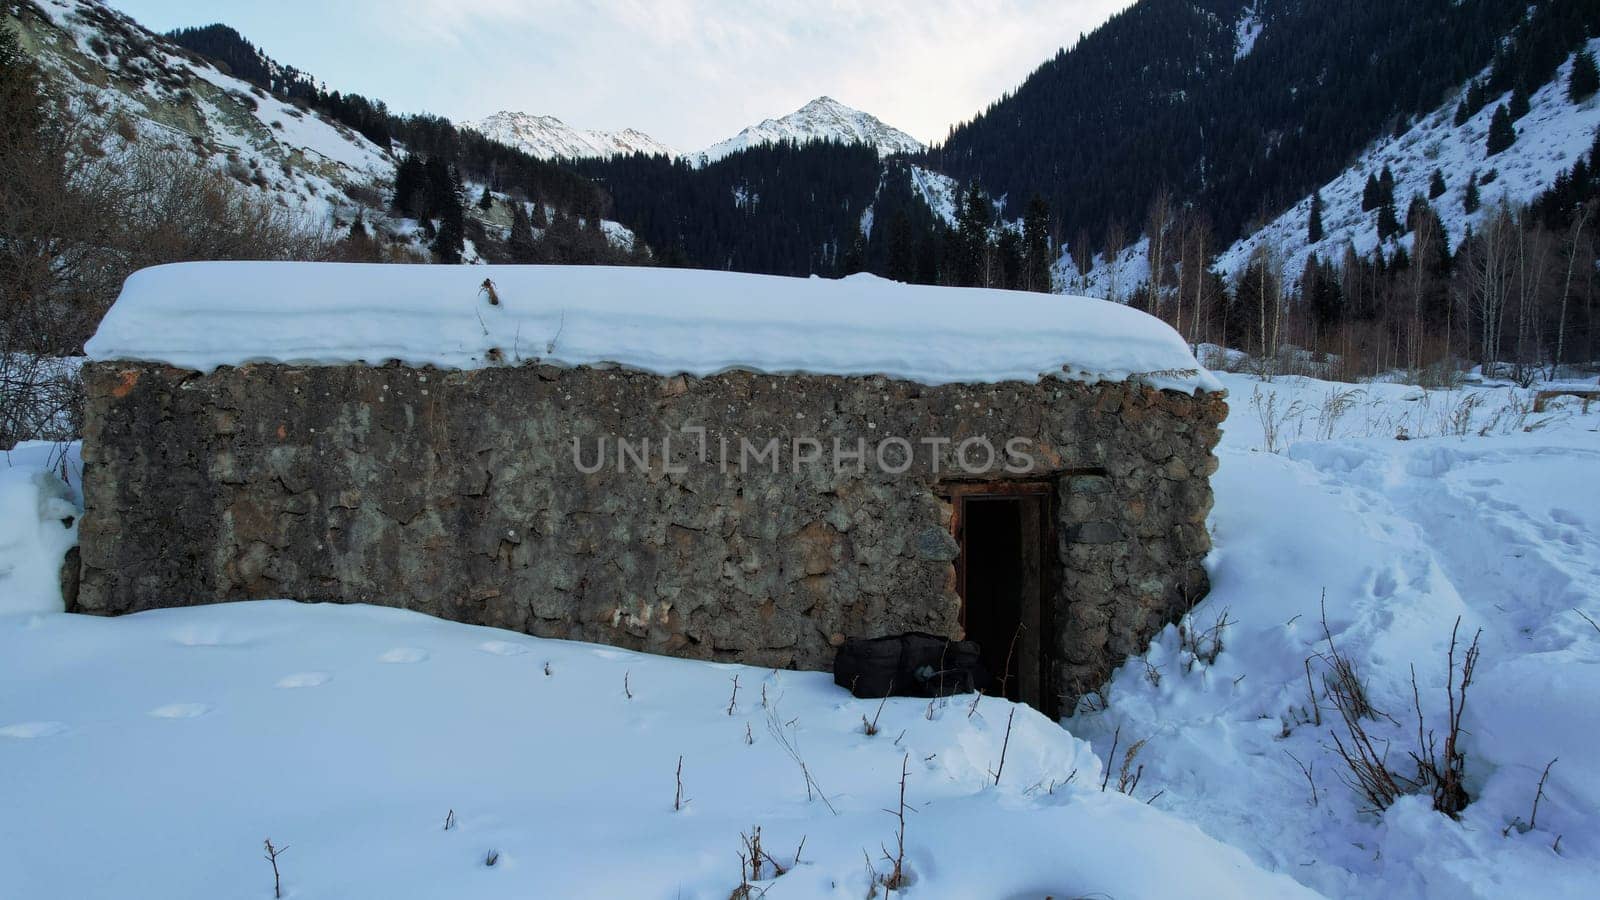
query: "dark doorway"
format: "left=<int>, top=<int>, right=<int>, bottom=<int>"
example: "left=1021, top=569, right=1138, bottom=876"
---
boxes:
left=950, top=484, right=1054, bottom=717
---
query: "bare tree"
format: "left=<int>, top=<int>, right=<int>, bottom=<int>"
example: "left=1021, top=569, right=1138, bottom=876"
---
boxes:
left=1145, top=187, right=1175, bottom=317
left=1407, top=206, right=1438, bottom=373
left=1103, top=220, right=1126, bottom=304
left=1461, top=203, right=1517, bottom=374
left=1551, top=203, right=1593, bottom=377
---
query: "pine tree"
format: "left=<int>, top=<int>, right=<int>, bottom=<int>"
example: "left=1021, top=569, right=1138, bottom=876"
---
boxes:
left=1308, top=191, right=1325, bottom=243
left=508, top=202, right=536, bottom=263
left=955, top=182, right=993, bottom=287
left=1467, top=80, right=1487, bottom=117
left=1405, top=195, right=1428, bottom=232
left=1390, top=243, right=1410, bottom=271
left=1379, top=166, right=1396, bottom=205
left=478, top=186, right=493, bottom=210
left=391, top=154, right=426, bottom=216
left=840, top=232, right=866, bottom=276
left=996, top=229, right=1023, bottom=290
left=887, top=210, right=915, bottom=283
left=1453, top=99, right=1471, bottom=127
left=1021, top=194, right=1053, bottom=292
left=1509, top=83, right=1531, bottom=120
left=1429, top=169, right=1447, bottom=199
left=1570, top=49, right=1599, bottom=103
left=1305, top=256, right=1343, bottom=332
left=530, top=197, right=547, bottom=228
left=1464, top=171, right=1481, bottom=213
left=1362, top=173, right=1381, bottom=212
left=426, top=162, right=465, bottom=263
left=1377, top=194, right=1401, bottom=241
left=1486, top=104, right=1516, bottom=155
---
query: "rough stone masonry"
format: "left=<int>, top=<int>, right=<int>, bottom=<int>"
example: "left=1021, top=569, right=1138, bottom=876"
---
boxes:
left=77, top=362, right=1225, bottom=708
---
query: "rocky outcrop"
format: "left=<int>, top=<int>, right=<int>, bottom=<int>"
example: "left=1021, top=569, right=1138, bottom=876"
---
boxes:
left=78, top=362, right=1224, bottom=708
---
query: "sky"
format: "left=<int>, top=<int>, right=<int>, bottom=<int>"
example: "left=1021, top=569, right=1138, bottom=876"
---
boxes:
left=105, top=0, right=1132, bottom=151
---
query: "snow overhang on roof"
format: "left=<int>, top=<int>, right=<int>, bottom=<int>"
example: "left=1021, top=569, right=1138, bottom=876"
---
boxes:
left=86, top=262, right=1223, bottom=394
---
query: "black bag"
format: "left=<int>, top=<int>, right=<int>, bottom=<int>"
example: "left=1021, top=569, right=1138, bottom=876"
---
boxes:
left=833, top=632, right=991, bottom=698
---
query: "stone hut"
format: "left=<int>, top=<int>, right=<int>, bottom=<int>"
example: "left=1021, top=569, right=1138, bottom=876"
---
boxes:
left=77, top=262, right=1226, bottom=716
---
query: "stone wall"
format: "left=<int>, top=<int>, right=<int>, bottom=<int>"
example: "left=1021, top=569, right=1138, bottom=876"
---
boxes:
left=78, top=362, right=1224, bottom=708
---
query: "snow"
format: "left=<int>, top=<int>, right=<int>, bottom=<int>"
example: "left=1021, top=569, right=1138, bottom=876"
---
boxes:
left=0, top=599, right=1317, bottom=899
left=1234, top=4, right=1264, bottom=62
left=1217, top=39, right=1600, bottom=281
left=85, top=262, right=1222, bottom=392
left=28, top=0, right=400, bottom=244
left=696, top=97, right=925, bottom=166
left=1054, top=235, right=1152, bottom=304
left=1054, top=40, right=1600, bottom=298
left=467, top=111, right=677, bottom=160
left=910, top=165, right=961, bottom=228
left=1069, top=370, right=1600, bottom=898
left=0, top=443, right=80, bottom=616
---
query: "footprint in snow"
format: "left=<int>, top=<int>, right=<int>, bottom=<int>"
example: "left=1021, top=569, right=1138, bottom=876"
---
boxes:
left=478, top=641, right=529, bottom=656
left=148, top=703, right=210, bottom=719
left=275, top=672, right=332, bottom=689
left=1550, top=508, right=1583, bottom=526
left=379, top=647, right=429, bottom=664
left=0, top=721, right=68, bottom=739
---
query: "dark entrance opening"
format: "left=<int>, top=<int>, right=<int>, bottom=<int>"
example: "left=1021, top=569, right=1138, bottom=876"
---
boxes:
left=949, top=483, right=1055, bottom=717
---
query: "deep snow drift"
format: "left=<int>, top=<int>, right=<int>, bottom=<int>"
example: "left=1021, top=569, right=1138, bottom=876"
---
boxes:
left=0, top=601, right=1312, bottom=899
left=85, top=262, right=1220, bottom=392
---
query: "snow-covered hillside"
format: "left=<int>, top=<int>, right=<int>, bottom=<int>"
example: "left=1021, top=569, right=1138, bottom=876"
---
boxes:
left=1218, top=38, right=1600, bottom=280
left=697, top=96, right=924, bottom=166
left=910, top=164, right=961, bottom=227
left=11, top=0, right=640, bottom=260
left=1053, top=39, right=1600, bottom=300
left=18, top=0, right=394, bottom=229
left=467, top=110, right=675, bottom=160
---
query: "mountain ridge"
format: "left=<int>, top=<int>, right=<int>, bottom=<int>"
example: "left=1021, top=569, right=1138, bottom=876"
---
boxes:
left=695, top=95, right=924, bottom=165
left=466, top=110, right=676, bottom=161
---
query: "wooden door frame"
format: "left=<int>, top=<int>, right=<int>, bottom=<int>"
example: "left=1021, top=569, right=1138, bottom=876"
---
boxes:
left=943, top=480, right=1058, bottom=715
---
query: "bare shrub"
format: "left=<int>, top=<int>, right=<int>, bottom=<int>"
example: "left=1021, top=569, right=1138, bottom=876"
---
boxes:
left=1250, top=386, right=1304, bottom=453
left=872, top=753, right=912, bottom=893
left=1312, top=386, right=1365, bottom=440
left=1318, top=594, right=1375, bottom=720
left=2, top=85, right=335, bottom=445
left=765, top=701, right=836, bottom=814
left=1178, top=605, right=1233, bottom=670
left=1503, top=758, right=1558, bottom=836
left=862, top=691, right=888, bottom=736
left=1328, top=616, right=1483, bottom=818
left=1408, top=620, right=1481, bottom=818
left=673, top=754, right=686, bottom=812
left=262, top=838, right=287, bottom=899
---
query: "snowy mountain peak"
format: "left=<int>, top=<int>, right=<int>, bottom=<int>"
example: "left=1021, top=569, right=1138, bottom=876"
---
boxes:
left=467, top=111, right=676, bottom=161
left=696, top=96, right=924, bottom=165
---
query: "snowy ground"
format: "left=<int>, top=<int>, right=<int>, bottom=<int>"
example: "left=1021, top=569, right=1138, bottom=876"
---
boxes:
left=3, top=370, right=1598, bottom=898
left=0, top=608, right=1309, bottom=900
left=1071, top=371, right=1600, bottom=898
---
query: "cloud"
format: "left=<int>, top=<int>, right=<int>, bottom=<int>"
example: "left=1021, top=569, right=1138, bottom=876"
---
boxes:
left=116, top=0, right=1131, bottom=149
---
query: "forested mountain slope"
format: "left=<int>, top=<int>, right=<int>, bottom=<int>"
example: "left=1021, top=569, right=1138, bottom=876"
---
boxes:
left=934, top=0, right=1584, bottom=253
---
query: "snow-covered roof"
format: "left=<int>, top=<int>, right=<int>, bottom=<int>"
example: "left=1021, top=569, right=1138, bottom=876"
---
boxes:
left=86, top=262, right=1222, bottom=393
